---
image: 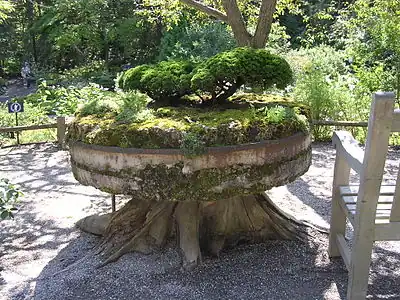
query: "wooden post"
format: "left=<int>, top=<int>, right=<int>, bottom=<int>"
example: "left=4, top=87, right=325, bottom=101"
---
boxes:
left=15, top=112, right=20, bottom=145
left=348, top=92, right=395, bottom=300
left=57, top=116, right=66, bottom=149
left=328, top=146, right=350, bottom=257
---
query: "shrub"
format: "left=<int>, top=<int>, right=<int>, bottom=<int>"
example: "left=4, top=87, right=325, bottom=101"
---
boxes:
left=36, top=61, right=117, bottom=89
left=191, top=47, right=293, bottom=104
left=120, top=48, right=292, bottom=106
left=25, top=82, right=114, bottom=116
left=120, top=60, right=196, bottom=104
left=77, top=90, right=153, bottom=123
left=0, top=178, right=23, bottom=220
left=286, top=46, right=358, bottom=141
left=115, top=91, right=153, bottom=123
left=158, top=20, right=236, bottom=62
left=180, top=133, right=205, bottom=158
left=77, top=96, right=122, bottom=117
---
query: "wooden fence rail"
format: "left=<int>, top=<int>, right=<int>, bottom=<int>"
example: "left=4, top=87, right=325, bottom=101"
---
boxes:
left=0, top=116, right=66, bottom=148
left=0, top=123, right=57, bottom=133
left=312, top=120, right=368, bottom=127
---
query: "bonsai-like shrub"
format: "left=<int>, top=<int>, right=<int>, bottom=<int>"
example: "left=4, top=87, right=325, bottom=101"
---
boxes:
left=119, top=48, right=293, bottom=106
left=191, top=47, right=293, bottom=104
left=120, top=60, right=196, bottom=105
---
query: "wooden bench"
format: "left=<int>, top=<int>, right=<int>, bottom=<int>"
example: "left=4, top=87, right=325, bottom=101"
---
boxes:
left=329, top=92, right=400, bottom=300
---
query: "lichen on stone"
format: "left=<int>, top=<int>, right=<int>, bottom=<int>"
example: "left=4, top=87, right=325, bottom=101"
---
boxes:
left=71, top=147, right=311, bottom=202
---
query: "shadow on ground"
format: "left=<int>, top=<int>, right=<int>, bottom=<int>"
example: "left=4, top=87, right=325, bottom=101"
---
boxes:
left=30, top=229, right=348, bottom=300
left=2, top=143, right=400, bottom=299
left=284, top=143, right=400, bottom=299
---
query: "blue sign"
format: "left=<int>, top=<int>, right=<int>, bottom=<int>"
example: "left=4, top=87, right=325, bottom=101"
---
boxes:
left=8, top=102, right=24, bottom=113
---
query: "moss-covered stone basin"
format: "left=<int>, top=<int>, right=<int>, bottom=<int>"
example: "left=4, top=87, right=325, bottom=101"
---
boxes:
left=68, top=104, right=311, bottom=201
left=69, top=103, right=312, bottom=268
left=68, top=103, right=311, bottom=201
left=70, top=133, right=310, bottom=202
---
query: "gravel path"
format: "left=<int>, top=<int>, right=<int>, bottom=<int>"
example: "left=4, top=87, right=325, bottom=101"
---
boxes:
left=1, top=143, right=400, bottom=300
left=0, top=80, right=36, bottom=103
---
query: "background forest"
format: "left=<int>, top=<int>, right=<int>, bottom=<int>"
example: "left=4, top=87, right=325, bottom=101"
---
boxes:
left=0, top=0, right=399, bottom=142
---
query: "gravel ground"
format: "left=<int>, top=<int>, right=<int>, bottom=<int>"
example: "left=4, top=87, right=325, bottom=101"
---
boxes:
left=1, top=142, right=400, bottom=300
left=0, top=80, right=36, bottom=103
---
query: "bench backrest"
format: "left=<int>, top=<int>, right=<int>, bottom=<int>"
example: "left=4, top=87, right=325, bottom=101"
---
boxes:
left=360, top=92, right=399, bottom=222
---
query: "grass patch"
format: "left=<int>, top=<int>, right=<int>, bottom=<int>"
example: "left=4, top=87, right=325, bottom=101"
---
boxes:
left=0, top=128, right=56, bottom=147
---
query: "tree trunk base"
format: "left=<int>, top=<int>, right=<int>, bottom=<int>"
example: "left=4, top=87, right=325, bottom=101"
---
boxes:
left=77, top=193, right=305, bottom=270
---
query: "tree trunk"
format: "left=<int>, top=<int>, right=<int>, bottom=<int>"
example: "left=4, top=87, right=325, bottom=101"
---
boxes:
left=221, top=0, right=252, bottom=47
left=251, top=0, right=277, bottom=49
left=214, top=79, right=242, bottom=104
left=78, top=193, right=305, bottom=269
left=179, top=0, right=278, bottom=49
left=26, top=0, right=38, bottom=63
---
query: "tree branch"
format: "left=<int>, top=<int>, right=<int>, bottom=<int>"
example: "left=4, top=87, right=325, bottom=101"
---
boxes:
left=179, top=0, right=228, bottom=22
left=221, top=0, right=251, bottom=46
left=252, top=0, right=277, bottom=48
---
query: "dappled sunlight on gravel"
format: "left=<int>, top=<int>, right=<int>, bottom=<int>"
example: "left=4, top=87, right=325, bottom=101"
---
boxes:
left=1, top=142, right=399, bottom=299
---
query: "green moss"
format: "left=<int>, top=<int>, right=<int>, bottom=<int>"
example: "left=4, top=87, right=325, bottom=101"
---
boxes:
left=67, top=97, right=310, bottom=150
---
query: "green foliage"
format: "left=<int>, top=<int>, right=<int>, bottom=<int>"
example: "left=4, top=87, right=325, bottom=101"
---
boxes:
left=0, top=101, right=55, bottom=146
left=0, top=0, right=13, bottom=21
left=32, top=0, right=161, bottom=69
left=287, top=45, right=369, bottom=141
left=121, top=60, right=197, bottom=103
left=0, top=178, right=23, bottom=220
left=0, top=101, right=51, bottom=127
left=77, top=96, right=122, bottom=118
left=60, top=62, right=116, bottom=89
left=115, top=92, right=153, bottom=123
left=120, top=48, right=292, bottom=105
left=191, top=47, right=293, bottom=102
left=344, top=0, right=400, bottom=105
left=25, top=82, right=115, bottom=116
left=180, top=132, right=205, bottom=157
left=77, top=89, right=152, bottom=123
left=158, top=19, right=236, bottom=62
left=264, top=106, right=289, bottom=123
left=37, top=61, right=116, bottom=89
left=258, top=105, right=310, bottom=134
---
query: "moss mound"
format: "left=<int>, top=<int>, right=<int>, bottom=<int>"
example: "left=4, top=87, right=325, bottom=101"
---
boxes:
left=68, top=96, right=309, bottom=152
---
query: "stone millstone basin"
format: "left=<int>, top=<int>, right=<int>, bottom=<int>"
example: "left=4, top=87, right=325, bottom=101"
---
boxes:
left=70, top=132, right=311, bottom=202
left=68, top=102, right=312, bottom=269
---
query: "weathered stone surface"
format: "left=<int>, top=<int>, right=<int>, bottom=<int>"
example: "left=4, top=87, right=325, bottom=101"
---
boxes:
left=69, top=133, right=311, bottom=202
left=76, top=213, right=112, bottom=236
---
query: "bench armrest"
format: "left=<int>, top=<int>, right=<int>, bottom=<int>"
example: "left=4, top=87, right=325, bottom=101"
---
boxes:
left=332, top=131, right=364, bottom=174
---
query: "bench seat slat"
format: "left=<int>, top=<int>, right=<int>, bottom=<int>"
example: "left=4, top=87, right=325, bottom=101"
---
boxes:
left=340, top=185, right=396, bottom=196
left=342, top=195, right=394, bottom=204
left=338, top=194, right=396, bottom=226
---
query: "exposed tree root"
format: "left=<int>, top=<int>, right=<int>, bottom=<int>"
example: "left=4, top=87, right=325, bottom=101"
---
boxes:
left=77, top=193, right=310, bottom=270
left=175, top=202, right=202, bottom=270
